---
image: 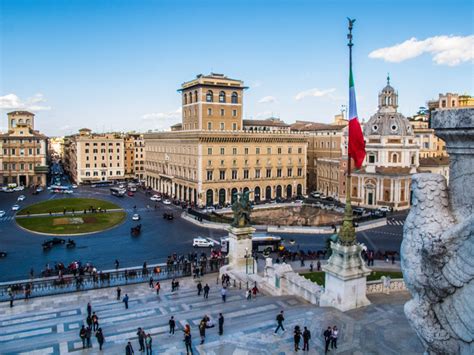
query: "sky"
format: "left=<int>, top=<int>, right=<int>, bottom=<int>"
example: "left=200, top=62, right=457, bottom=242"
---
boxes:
left=0, top=0, right=473, bottom=136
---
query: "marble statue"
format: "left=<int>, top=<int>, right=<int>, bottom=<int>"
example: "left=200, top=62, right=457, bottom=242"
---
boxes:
left=231, top=190, right=252, bottom=228
left=401, top=108, right=473, bottom=355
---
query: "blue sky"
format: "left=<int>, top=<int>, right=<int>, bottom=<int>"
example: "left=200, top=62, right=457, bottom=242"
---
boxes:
left=1, top=0, right=472, bottom=135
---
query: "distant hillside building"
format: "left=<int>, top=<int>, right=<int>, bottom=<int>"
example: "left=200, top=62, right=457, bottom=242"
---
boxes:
left=0, top=111, right=48, bottom=187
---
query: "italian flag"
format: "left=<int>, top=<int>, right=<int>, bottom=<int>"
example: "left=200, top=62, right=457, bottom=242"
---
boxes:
left=348, top=68, right=366, bottom=169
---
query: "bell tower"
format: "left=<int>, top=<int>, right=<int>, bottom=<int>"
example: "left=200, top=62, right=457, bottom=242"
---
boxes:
left=378, top=74, right=398, bottom=113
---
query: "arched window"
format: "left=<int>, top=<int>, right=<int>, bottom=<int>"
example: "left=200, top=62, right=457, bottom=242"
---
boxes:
left=206, top=90, right=213, bottom=102
left=194, top=90, right=198, bottom=102
left=26, top=119, right=30, bottom=125
left=11, top=119, right=16, bottom=127
left=189, top=92, right=192, bottom=104
left=219, top=91, right=226, bottom=103
left=392, top=153, right=399, bottom=163
left=231, top=92, right=238, bottom=104
left=184, top=93, right=188, bottom=105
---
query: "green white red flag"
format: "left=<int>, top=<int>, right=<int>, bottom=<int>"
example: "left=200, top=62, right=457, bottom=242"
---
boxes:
left=348, top=67, right=366, bottom=168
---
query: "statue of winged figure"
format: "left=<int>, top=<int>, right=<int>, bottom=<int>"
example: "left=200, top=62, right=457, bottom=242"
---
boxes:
left=231, top=190, right=252, bottom=228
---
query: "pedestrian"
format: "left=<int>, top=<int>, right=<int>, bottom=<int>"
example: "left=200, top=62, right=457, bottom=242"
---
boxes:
left=245, top=289, right=251, bottom=300
left=169, top=316, right=176, bottom=335
left=137, top=327, right=145, bottom=352
left=252, top=285, right=259, bottom=298
left=309, top=261, right=314, bottom=272
left=79, top=325, right=87, bottom=349
left=203, top=283, right=210, bottom=298
left=95, top=327, right=105, bottom=351
left=274, top=311, right=285, bottom=334
left=125, top=341, right=134, bottom=355
left=197, top=281, right=202, bottom=296
left=86, top=314, right=92, bottom=328
left=218, top=313, right=224, bottom=336
left=183, top=324, right=192, bottom=355
left=85, top=326, right=92, bottom=348
left=145, top=333, right=152, bottom=355
left=294, top=325, right=302, bottom=351
left=302, top=326, right=311, bottom=351
left=149, top=276, right=154, bottom=288
left=323, top=326, right=332, bottom=354
left=391, top=254, right=395, bottom=264
left=221, top=287, right=227, bottom=302
left=115, top=259, right=120, bottom=270
left=92, top=312, right=99, bottom=331
left=331, top=325, right=338, bottom=349
left=123, top=294, right=129, bottom=309
left=117, top=286, right=121, bottom=300
left=87, top=302, right=92, bottom=317
left=9, top=291, right=14, bottom=307
left=317, top=260, right=321, bottom=271
left=199, top=319, right=206, bottom=344
left=155, top=281, right=161, bottom=295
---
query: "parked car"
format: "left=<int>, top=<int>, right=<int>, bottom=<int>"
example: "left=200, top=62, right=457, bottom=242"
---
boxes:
left=71, top=184, right=78, bottom=189
left=36, top=186, right=44, bottom=193
left=310, top=192, right=321, bottom=198
left=163, top=199, right=171, bottom=205
left=150, top=195, right=161, bottom=201
left=0, top=210, right=6, bottom=218
left=193, top=237, right=215, bottom=248
left=132, top=213, right=141, bottom=221
left=353, top=207, right=365, bottom=216
left=17, top=195, right=26, bottom=201
left=377, top=206, right=391, bottom=213
left=127, top=191, right=134, bottom=197
left=205, top=206, right=216, bottom=213
left=11, top=204, right=20, bottom=211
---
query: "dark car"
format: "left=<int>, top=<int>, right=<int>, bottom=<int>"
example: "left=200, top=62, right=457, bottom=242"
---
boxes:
left=353, top=207, right=365, bottom=216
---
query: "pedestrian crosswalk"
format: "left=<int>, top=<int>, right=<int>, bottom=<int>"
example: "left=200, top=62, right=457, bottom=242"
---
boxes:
left=387, top=219, right=404, bottom=226
left=0, top=216, right=15, bottom=223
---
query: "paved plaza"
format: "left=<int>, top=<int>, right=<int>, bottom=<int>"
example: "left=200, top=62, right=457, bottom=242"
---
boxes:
left=0, top=274, right=423, bottom=354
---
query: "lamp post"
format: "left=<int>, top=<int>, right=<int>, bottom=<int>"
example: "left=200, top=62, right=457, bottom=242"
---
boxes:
left=245, top=247, right=249, bottom=274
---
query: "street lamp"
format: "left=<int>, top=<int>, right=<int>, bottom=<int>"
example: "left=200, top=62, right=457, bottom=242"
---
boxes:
left=245, top=247, right=249, bottom=274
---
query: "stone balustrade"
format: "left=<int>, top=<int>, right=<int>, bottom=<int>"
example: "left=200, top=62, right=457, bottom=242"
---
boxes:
left=366, top=278, right=406, bottom=294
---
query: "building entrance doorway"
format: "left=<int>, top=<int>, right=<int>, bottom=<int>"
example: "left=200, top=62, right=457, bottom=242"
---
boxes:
left=19, top=175, right=27, bottom=186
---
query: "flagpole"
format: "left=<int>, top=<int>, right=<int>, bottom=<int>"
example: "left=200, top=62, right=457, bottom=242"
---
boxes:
left=347, top=18, right=354, bottom=181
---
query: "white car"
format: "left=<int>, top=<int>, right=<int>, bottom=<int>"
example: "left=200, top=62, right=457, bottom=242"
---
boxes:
left=17, top=195, right=26, bottom=201
left=193, top=237, right=215, bottom=248
left=378, top=206, right=391, bottom=213
left=64, top=190, right=73, bottom=194
left=11, top=205, right=20, bottom=211
left=132, top=213, right=141, bottom=221
left=72, top=184, right=78, bottom=189
left=0, top=210, right=6, bottom=218
left=150, top=195, right=161, bottom=202
left=163, top=199, right=171, bottom=205
left=205, top=206, right=216, bottom=213
left=36, top=186, right=44, bottom=192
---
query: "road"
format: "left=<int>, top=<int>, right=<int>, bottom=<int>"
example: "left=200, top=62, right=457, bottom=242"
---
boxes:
left=0, top=184, right=406, bottom=282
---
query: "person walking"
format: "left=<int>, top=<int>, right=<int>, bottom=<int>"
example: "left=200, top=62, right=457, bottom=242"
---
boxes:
left=331, top=325, right=338, bottom=350
left=197, top=281, right=202, bottom=296
left=149, top=276, right=154, bottom=288
left=169, top=316, right=176, bottom=335
left=221, top=287, right=227, bottom=302
left=123, top=294, right=129, bottom=309
left=117, top=286, right=122, bottom=300
left=137, top=327, right=145, bottom=352
left=95, top=327, right=105, bottom=351
left=125, top=341, right=134, bottom=355
left=183, top=324, right=192, bottom=355
left=9, top=291, right=14, bottom=307
left=86, top=314, right=92, bottom=329
left=145, top=333, right=152, bottom=355
left=199, top=319, right=206, bottom=344
left=274, top=311, right=285, bottom=334
left=85, top=326, right=92, bottom=348
left=79, top=325, right=87, bottom=349
left=203, top=283, right=210, bottom=298
left=115, top=259, right=120, bottom=270
left=92, top=312, right=99, bottom=331
left=87, top=302, right=92, bottom=317
left=294, top=325, right=302, bottom=351
left=302, top=326, right=311, bottom=351
left=309, top=261, right=314, bottom=272
left=252, top=285, right=259, bottom=298
left=323, top=326, right=332, bottom=354
left=155, top=281, right=161, bottom=295
left=245, top=289, right=251, bottom=300
left=317, top=260, right=321, bottom=271
left=218, top=313, right=224, bottom=336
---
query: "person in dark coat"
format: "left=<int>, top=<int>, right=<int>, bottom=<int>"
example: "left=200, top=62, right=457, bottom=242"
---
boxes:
left=169, top=316, right=176, bottom=335
left=203, top=284, right=210, bottom=298
left=123, top=294, right=129, bottom=309
left=324, top=326, right=332, bottom=354
left=197, top=281, right=202, bottom=296
left=79, top=325, right=87, bottom=348
left=294, top=325, right=302, bottom=351
left=199, top=319, right=206, bottom=344
left=95, top=328, right=105, bottom=350
left=274, top=311, right=285, bottom=333
left=137, top=328, right=145, bottom=351
left=302, top=326, right=311, bottom=351
left=218, top=313, right=224, bottom=335
left=125, top=341, right=134, bottom=355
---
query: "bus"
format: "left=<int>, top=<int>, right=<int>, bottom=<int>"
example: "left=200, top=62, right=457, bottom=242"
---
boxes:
left=220, top=234, right=282, bottom=253
left=110, top=187, right=126, bottom=197
left=91, top=181, right=113, bottom=188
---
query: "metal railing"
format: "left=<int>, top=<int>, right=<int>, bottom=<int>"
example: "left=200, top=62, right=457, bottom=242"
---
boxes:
left=0, top=257, right=228, bottom=302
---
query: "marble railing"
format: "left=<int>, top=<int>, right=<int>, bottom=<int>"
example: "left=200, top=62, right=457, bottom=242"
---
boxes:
left=366, top=278, right=406, bottom=294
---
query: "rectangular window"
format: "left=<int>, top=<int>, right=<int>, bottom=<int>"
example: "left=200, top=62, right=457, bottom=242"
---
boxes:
left=232, top=147, right=237, bottom=155
left=255, top=169, right=261, bottom=178
left=256, top=147, right=260, bottom=155
left=297, top=168, right=302, bottom=176
left=288, top=147, right=292, bottom=154
left=208, top=148, right=212, bottom=155
left=220, top=147, right=225, bottom=155
left=267, top=147, right=271, bottom=154
left=232, top=109, right=237, bottom=117
left=266, top=168, right=271, bottom=178
left=220, top=122, right=224, bottom=130
left=207, top=170, right=213, bottom=181
left=208, top=108, right=212, bottom=116
left=220, top=109, right=225, bottom=116
left=277, top=168, right=282, bottom=177
left=298, top=147, right=302, bottom=154
left=243, top=169, right=249, bottom=179
left=232, top=170, right=238, bottom=179
left=277, top=147, right=282, bottom=154
left=287, top=168, right=293, bottom=177
left=244, top=148, right=249, bottom=155
left=368, top=155, right=375, bottom=163
left=219, top=170, right=226, bottom=180
left=208, top=122, right=212, bottom=130
left=232, top=123, right=237, bottom=130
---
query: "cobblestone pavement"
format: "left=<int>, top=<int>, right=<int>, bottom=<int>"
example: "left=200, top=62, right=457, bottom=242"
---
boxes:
left=0, top=274, right=423, bottom=354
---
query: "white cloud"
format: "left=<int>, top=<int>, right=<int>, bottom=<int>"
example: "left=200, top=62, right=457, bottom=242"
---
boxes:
left=295, top=88, right=336, bottom=101
left=258, top=96, right=278, bottom=104
left=141, top=107, right=182, bottom=130
left=255, top=111, right=274, bottom=119
left=0, top=93, right=52, bottom=111
left=369, top=35, right=474, bottom=66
